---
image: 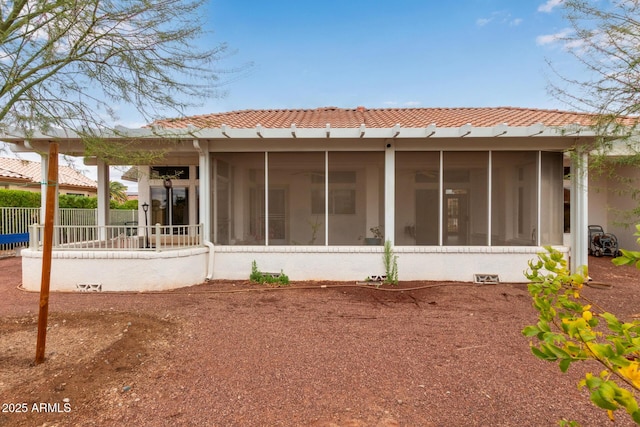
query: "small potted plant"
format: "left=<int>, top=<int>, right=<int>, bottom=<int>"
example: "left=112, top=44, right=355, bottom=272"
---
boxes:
left=365, top=226, right=384, bottom=245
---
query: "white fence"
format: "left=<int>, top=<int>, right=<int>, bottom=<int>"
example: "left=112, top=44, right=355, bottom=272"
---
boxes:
left=0, top=207, right=138, bottom=253
left=29, top=223, right=203, bottom=251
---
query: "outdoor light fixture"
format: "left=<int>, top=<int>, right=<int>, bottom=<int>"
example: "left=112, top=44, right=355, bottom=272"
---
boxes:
left=163, top=178, right=172, bottom=189
left=141, top=202, right=149, bottom=248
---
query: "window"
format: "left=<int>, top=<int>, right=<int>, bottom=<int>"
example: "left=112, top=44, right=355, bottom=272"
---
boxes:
left=215, top=160, right=231, bottom=244
left=215, top=153, right=265, bottom=245
left=443, top=152, right=488, bottom=246
left=150, top=166, right=190, bottom=180
left=540, top=152, right=564, bottom=245
left=395, top=152, right=440, bottom=245
left=150, top=186, right=189, bottom=226
left=268, top=153, right=325, bottom=245
left=328, top=152, right=384, bottom=245
left=311, top=171, right=356, bottom=215
left=491, top=152, right=538, bottom=246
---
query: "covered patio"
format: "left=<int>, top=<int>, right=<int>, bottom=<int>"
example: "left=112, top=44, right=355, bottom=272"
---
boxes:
left=2, top=107, right=599, bottom=290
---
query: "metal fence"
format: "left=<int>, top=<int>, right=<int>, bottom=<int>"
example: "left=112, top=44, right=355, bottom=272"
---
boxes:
left=0, top=207, right=138, bottom=253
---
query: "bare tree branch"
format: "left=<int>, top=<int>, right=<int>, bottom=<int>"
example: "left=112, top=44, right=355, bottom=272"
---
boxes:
left=0, top=0, right=246, bottom=141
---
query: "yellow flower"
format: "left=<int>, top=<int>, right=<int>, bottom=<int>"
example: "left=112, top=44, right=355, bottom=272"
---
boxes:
left=618, top=362, right=640, bottom=388
left=582, top=310, right=593, bottom=321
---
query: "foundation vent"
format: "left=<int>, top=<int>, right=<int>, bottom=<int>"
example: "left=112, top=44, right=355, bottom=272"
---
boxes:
left=76, top=283, right=103, bottom=292
left=474, top=274, right=500, bottom=285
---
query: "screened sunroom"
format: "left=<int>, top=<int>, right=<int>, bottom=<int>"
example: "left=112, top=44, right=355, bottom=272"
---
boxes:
left=208, top=150, right=564, bottom=249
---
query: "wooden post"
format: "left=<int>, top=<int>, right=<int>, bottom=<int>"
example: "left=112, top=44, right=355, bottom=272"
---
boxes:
left=35, top=142, right=58, bottom=364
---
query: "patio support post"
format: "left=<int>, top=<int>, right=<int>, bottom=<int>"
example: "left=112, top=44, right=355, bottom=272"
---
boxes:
left=96, top=159, right=110, bottom=241
left=197, top=141, right=212, bottom=242
left=384, top=140, right=395, bottom=244
left=570, top=151, right=589, bottom=274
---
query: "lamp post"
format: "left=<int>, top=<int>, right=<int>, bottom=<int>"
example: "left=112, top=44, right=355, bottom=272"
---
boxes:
left=142, top=202, right=149, bottom=248
left=163, top=178, right=172, bottom=228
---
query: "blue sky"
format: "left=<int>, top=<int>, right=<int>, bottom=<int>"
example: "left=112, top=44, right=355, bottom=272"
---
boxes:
left=167, top=0, right=578, bottom=120
left=4, top=0, right=580, bottom=190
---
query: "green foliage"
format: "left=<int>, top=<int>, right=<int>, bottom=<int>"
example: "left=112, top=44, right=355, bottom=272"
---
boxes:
left=549, top=1, right=640, bottom=227
left=249, top=260, right=290, bottom=286
left=1, top=188, right=135, bottom=209
left=109, top=181, right=128, bottom=204
left=116, top=199, right=138, bottom=210
left=383, top=240, right=398, bottom=285
left=558, top=420, right=580, bottom=427
left=613, top=224, right=640, bottom=268
left=59, top=194, right=98, bottom=209
left=250, top=260, right=261, bottom=282
left=523, top=247, right=640, bottom=424
left=0, top=189, right=41, bottom=207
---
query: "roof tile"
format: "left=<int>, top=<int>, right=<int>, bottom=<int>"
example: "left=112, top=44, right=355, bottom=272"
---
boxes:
left=0, top=157, right=97, bottom=189
left=152, top=106, right=602, bottom=129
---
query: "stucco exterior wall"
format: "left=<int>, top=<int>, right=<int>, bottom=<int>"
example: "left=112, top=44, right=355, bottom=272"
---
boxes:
left=588, top=166, right=640, bottom=251
left=21, top=248, right=209, bottom=292
left=20, top=245, right=567, bottom=291
left=210, top=246, right=567, bottom=283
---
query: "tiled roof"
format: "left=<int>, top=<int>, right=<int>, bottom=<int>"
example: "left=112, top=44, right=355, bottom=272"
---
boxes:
left=152, top=106, right=602, bottom=129
left=0, top=167, right=30, bottom=180
left=0, top=157, right=97, bottom=189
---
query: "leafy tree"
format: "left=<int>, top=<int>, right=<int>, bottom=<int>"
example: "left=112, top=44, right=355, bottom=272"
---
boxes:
left=547, top=0, right=640, bottom=227
left=109, top=181, right=128, bottom=204
left=523, top=247, right=640, bottom=425
left=548, top=0, right=640, bottom=129
left=0, top=0, right=237, bottom=161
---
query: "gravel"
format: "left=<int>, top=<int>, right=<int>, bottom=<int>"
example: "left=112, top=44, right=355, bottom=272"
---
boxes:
left=0, top=255, right=638, bottom=426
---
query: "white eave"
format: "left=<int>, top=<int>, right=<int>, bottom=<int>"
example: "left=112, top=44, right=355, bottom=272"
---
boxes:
left=1, top=122, right=595, bottom=143
left=180, top=122, right=594, bottom=139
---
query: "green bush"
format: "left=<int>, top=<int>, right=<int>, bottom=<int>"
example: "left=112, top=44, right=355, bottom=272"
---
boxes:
left=1, top=189, right=135, bottom=209
left=114, top=199, right=138, bottom=210
left=59, top=194, right=98, bottom=208
left=249, top=260, right=290, bottom=286
left=0, top=189, right=41, bottom=207
left=523, top=247, right=640, bottom=425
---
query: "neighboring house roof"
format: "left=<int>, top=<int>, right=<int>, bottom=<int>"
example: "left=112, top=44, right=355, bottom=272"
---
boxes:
left=152, top=106, right=602, bottom=129
left=121, top=167, right=141, bottom=182
left=0, top=157, right=97, bottom=190
left=0, top=167, right=30, bottom=180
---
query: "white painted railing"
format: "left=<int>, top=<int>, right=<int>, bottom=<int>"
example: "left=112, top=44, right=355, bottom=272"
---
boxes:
left=0, top=207, right=39, bottom=252
left=28, top=223, right=203, bottom=251
left=1, top=207, right=138, bottom=227
left=0, top=207, right=138, bottom=252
